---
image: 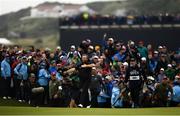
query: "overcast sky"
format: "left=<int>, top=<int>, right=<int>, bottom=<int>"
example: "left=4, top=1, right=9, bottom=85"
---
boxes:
left=0, top=0, right=122, bottom=15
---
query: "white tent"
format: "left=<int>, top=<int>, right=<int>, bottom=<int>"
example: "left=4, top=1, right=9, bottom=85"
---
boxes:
left=0, top=38, right=13, bottom=45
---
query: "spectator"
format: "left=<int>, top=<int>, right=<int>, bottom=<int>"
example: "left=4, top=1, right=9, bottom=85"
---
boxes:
left=1, top=54, right=11, bottom=99
left=14, top=56, right=29, bottom=102
left=137, top=41, right=148, bottom=58
left=49, top=72, right=62, bottom=107
left=171, top=75, right=180, bottom=107
left=38, top=63, right=51, bottom=105
left=154, top=76, right=173, bottom=107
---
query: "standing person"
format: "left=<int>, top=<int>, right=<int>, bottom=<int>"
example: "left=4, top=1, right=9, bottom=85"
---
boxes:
left=77, top=54, right=95, bottom=108
left=14, top=56, right=29, bottom=102
left=125, top=58, right=146, bottom=108
left=89, top=67, right=103, bottom=108
left=137, top=41, right=148, bottom=58
left=1, top=54, right=11, bottom=99
left=38, top=63, right=50, bottom=105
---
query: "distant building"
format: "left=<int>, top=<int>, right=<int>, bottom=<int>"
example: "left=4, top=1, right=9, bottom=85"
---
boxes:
left=30, top=2, right=96, bottom=18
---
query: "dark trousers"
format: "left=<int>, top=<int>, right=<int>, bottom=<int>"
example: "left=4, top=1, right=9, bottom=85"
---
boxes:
left=41, top=86, right=49, bottom=105
left=79, top=78, right=91, bottom=107
left=90, top=89, right=100, bottom=107
left=14, top=79, right=29, bottom=101
left=49, top=98, right=63, bottom=107
left=30, top=92, right=43, bottom=107
left=130, top=87, right=141, bottom=107
left=0, top=77, right=11, bottom=97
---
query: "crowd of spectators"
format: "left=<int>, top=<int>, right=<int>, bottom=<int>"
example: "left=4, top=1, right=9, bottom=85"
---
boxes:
left=0, top=38, right=180, bottom=108
left=60, top=13, right=180, bottom=26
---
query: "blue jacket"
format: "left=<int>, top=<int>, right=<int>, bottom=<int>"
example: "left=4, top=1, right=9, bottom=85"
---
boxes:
left=172, top=85, right=180, bottom=102
left=14, top=63, right=28, bottom=80
left=111, top=86, right=123, bottom=107
left=1, top=59, right=11, bottom=78
left=38, top=68, right=50, bottom=86
left=112, top=53, right=126, bottom=62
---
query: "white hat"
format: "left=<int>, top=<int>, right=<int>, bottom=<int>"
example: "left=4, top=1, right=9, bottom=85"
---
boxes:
left=88, top=45, right=94, bottom=50
left=175, top=75, right=180, bottom=79
left=56, top=46, right=61, bottom=50
left=160, top=68, right=164, bottom=71
left=123, top=62, right=128, bottom=66
left=154, top=51, right=158, bottom=54
left=93, top=55, right=99, bottom=59
left=130, top=41, right=135, bottom=45
left=167, top=64, right=172, bottom=68
left=158, top=46, right=163, bottom=49
left=71, top=45, right=75, bottom=49
left=108, top=38, right=114, bottom=42
left=92, top=67, right=96, bottom=70
left=147, top=76, right=155, bottom=81
left=105, top=75, right=112, bottom=80
left=141, top=57, right=146, bottom=61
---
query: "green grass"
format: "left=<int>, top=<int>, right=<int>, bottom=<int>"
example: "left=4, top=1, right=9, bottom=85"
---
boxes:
left=0, top=107, right=180, bottom=115
left=0, top=98, right=29, bottom=107
left=0, top=98, right=180, bottom=115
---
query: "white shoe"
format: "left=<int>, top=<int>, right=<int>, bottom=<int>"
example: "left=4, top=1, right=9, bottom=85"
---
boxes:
left=28, top=100, right=31, bottom=104
left=18, top=100, right=22, bottom=102
left=7, top=96, right=12, bottom=99
left=3, top=96, right=7, bottom=100
left=78, top=104, right=83, bottom=108
left=86, top=105, right=91, bottom=108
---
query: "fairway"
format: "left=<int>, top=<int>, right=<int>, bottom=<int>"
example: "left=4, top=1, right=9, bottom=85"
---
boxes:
left=0, top=106, right=180, bottom=115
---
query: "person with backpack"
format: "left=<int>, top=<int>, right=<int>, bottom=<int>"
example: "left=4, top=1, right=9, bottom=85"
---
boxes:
left=14, top=56, right=29, bottom=102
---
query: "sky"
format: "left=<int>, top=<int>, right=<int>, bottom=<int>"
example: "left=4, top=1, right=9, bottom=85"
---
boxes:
left=0, top=0, right=121, bottom=15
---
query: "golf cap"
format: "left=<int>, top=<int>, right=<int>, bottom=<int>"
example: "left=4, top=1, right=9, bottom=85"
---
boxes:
left=160, top=68, right=164, bottom=71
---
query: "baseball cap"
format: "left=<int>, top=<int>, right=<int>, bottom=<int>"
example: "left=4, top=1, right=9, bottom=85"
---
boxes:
left=93, top=55, right=99, bottom=59
left=56, top=46, right=61, bottom=50
left=123, top=62, right=128, bottom=66
left=88, top=45, right=94, bottom=50
left=167, top=64, right=172, bottom=68
left=141, top=57, right=146, bottom=61
left=71, top=45, right=75, bottom=49
left=154, top=51, right=158, bottom=54
left=108, top=38, right=114, bottom=42
left=160, top=68, right=164, bottom=71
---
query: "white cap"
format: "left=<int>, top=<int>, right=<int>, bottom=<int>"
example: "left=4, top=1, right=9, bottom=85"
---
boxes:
left=108, top=38, right=114, bottom=42
left=160, top=68, right=164, bottom=71
left=175, top=75, right=180, bottom=79
left=93, top=55, right=99, bottom=59
left=154, top=51, right=158, bottom=54
left=105, top=75, right=112, bottom=80
left=121, top=46, right=126, bottom=50
left=56, top=46, right=61, bottom=50
left=88, top=45, right=94, bottom=50
left=158, top=46, right=163, bottom=49
left=167, top=64, right=172, bottom=68
left=130, top=41, right=135, bottom=45
left=71, top=45, right=75, bottom=49
left=147, top=76, right=155, bottom=81
left=92, top=67, right=96, bottom=70
left=123, top=62, right=128, bottom=66
left=141, top=57, right=146, bottom=61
